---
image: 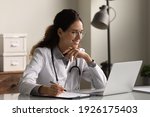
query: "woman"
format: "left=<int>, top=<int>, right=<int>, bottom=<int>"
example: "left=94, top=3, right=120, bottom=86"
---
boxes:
left=19, top=9, right=107, bottom=96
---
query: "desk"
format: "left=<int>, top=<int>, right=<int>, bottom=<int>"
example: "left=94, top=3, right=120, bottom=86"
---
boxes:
left=0, top=91, right=150, bottom=100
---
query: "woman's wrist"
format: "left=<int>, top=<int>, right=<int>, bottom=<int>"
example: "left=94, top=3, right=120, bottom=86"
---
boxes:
left=87, top=59, right=96, bottom=67
left=83, top=54, right=96, bottom=67
left=83, top=53, right=93, bottom=63
left=38, top=85, right=49, bottom=95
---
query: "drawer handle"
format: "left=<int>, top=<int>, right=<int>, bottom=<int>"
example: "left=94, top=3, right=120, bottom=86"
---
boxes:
left=10, top=43, right=19, bottom=47
left=11, top=62, right=19, bottom=66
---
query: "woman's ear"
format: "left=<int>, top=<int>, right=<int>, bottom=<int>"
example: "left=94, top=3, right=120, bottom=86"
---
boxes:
left=57, top=28, right=63, bottom=37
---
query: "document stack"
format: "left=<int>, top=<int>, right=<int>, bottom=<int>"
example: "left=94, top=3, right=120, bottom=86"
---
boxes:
left=0, top=33, right=27, bottom=71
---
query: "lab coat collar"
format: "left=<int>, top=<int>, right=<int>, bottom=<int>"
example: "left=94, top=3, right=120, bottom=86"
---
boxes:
left=53, top=47, right=64, bottom=59
left=53, top=47, right=69, bottom=61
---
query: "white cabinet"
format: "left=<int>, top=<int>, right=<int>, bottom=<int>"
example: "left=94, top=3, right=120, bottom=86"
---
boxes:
left=0, top=34, right=27, bottom=71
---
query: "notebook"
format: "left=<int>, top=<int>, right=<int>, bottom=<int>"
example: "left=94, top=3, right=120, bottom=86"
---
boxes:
left=54, top=92, right=90, bottom=99
left=36, top=91, right=90, bottom=99
left=79, top=60, right=143, bottom=96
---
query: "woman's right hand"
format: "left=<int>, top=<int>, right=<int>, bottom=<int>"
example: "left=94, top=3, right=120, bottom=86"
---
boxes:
left=63, top=47, right=92, bottom=63
left=38, top=84, right=64, bottom=96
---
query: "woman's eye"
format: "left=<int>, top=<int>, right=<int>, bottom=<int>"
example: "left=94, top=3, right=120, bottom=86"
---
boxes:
left=79, top=31, right=83, bottom=34
left=72, top=31, right=76, bottom=34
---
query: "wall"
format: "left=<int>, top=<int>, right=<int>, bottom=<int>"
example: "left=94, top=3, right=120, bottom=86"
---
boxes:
left=77, top=0, right=91, bottom=55
left=149, top=0, right=150, bottom=63
left=0, top=0, right=77, bottom=62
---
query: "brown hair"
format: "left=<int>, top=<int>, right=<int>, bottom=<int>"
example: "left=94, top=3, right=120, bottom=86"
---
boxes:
left=30, top=9, right=82, bottom=55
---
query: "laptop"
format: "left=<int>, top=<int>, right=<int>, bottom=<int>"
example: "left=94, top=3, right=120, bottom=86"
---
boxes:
left=79, top=60, right=143, bottom=96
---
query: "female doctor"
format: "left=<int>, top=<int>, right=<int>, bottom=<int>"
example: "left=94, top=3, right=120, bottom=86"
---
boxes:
left=19, top=9, right=107, bottom=96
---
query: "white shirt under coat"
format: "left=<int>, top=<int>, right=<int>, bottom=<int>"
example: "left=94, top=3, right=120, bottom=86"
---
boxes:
left=19, top=47, right=107, bottom=95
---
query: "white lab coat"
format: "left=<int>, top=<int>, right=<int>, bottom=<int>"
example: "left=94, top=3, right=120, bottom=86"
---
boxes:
left=19, top=47, right=107, bottom=95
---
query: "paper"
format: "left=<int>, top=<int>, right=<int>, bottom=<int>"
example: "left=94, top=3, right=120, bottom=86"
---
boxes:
left=133, top=86, right=150, bottom=93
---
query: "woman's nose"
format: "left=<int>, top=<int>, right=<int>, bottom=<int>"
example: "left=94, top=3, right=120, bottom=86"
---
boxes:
left=76, top=32, right=82, bottom=39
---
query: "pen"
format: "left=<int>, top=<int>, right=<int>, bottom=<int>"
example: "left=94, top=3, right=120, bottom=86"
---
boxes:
left=49, top=81, right=67, bottom=91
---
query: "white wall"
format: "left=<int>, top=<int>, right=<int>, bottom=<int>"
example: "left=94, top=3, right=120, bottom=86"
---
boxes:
left=77, top=0, right=91, bottom=55
left=112, top=0, right=148, bottom=63
left=0, top=0, right=77, bottom=62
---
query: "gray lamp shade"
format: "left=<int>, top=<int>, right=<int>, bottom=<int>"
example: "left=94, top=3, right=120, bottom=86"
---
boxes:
left=91, top=5, right=109, bottom=29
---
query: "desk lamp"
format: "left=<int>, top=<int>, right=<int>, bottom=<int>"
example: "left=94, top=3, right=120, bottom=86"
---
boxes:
left=91, top=0, right=116, bottom=77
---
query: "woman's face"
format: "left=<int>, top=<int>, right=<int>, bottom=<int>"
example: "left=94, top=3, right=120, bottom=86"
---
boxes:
left=58, top=20, right=84, bottom=52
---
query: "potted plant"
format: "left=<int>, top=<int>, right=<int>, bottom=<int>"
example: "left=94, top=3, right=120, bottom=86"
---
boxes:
left=140, top=65, right=150, bottom=85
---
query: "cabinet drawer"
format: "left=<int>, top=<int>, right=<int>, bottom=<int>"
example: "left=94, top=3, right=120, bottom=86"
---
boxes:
left=4, top=37, right=26, bottom=53
left=0, top=34, right=27, bottom=54
left=0, top=56, right=26, bottom=72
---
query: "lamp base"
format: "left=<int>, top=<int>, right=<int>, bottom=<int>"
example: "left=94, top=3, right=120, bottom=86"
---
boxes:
left=100, top=61, right=112, bottom=79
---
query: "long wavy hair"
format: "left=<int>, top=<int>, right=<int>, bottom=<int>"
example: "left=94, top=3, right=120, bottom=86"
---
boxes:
left=30, top=9, right=82, bottom=55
